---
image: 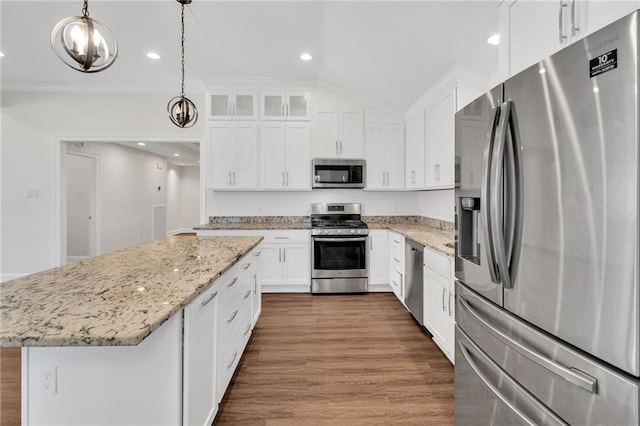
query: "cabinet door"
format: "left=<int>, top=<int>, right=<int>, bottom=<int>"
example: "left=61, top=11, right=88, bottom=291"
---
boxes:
left=260, top=123, right=287, bottom=189
left=261, top=92, right=286, bottom=120
left=209, top=123, right=234, bottom=189
left=251, top=250, right=262, bottom=328
left=584, top=1, right=639, bottom=36
left=282, top=243, right=310, bottom=286
left=286, top=92, right=310, bottom=120
left=426, top=102, right=441, bottom=187
left=234, top=92, right=258, bottom=120
left=233, top=123, right=258, bottom=189
left=423, top=267, right=449, bottom=347
left=365, top=124, right=387, bottom=189
left=368, top=230, right=389, bottom=286
left=285, top=123, right=311, bottom=190
left=405, top=111, right=426, bottom=189
left=339, top=109, right=364, bottom=158
left=258, top=244, right=282, bottom=286
left=444, top=272, right=455, bottom=364
left=438, top=92, right=455, bottom=187
left=315, top=110, right=340, bottom=158
left=209, top=93, right=233, bottom=119
left=386, top=124, right=405, bottom=189
left=183, top=287, right=218, bottom=426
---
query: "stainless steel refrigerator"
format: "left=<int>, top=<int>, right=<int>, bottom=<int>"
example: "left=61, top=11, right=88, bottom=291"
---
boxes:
left=454, top=10, right=640, bottom=425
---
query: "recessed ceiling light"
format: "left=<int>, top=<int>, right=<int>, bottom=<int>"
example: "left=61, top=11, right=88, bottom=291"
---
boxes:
left=300, top=53, right=313, bottom=61
left=0, top=52, right=5, bottom=58
left=137, top=142, right=146, bottom=146
left=173, top=153, right=180, bottom=157
left=487, top=34, right=500, bottom=46
left=146, top=52, right=161, bottom=60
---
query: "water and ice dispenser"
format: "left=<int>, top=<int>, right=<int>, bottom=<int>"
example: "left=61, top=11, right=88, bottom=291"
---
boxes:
left=458, top=197, right=481, bottom=265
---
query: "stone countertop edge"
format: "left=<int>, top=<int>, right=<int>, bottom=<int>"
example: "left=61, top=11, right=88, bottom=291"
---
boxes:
left=0, top=235, right=263, bottom=348
left=367, top=223, right=454, bottom=257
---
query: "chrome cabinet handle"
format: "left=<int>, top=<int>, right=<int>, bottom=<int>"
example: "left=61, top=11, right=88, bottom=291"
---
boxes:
left=243, top=290, right=251, bottom=300
left=227, top=309, right=238, bottom=324
left=243, top=323, right=251, bottom=336
left=226, top=351, right=238, bottom=369
left=336, top=140, right=339, bottom=155
left=282, top=172, right=285, bottom=186
left=254, top=251, right=261, bottom=257
left=340, top=141, right=343, bottom=155
left=442, top=288, right=446, bottom=311
left=227, top=277, right=238, bottom=288
left=253, top=274, right=257, bottom=294
left=243, top=263, right=251, bottom=270
left=278, top=248, right=282, bottom=262
left=286, top=103, right=289, bottom=117
left=275, top=236, right=289, bottom=239
left=232, top=171, right=236, bottom=185
left=283, top=248, right=286, bottom=262
left=200, top=291, right=217, bottom=307
left=457, top=332, right=569, bottom=426
left=571, top=0, right=579, bottom=36
left=448, top=291, right=452, bottom=317
left=458, top=295, right=598, bottom=394
left=228, top=172, right=232, bottom=186
left=286, top=172, right=289, bottom=186
left=559, top=0, right=568, bottom=44
left=382, top=171, right=385, bottom=186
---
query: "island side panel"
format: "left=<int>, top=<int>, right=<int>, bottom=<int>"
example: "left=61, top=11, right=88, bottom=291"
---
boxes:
left=24, top=313, right=182, bottom=425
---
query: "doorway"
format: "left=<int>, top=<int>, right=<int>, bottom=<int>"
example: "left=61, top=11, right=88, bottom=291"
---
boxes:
left=65, top=152, right=98, bottom=263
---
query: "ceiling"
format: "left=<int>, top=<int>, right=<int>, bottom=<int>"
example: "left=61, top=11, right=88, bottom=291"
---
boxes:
left=115, top=142, right=200, bottom=166
left=0, top=1, right=499, bottom=112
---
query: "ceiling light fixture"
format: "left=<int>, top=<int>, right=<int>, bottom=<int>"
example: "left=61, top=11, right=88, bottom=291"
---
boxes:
left=300, top=53, right=313, bottom=61
left=487, top=34, right=500, bottom=46
left=146, top=52, right=161, bottom=60
left=167, top=0, right=198, bottom=129
left=50, top=0, right=118, bottom=73
left=0, top=52, right=5, bottom=58
left=137, top=142, right=146, bottom=146
left=173, top=153, right=181, bottom=157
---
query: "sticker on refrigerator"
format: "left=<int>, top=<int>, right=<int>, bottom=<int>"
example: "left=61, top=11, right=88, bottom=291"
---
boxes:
left=590, top=49, right=617, bottom=78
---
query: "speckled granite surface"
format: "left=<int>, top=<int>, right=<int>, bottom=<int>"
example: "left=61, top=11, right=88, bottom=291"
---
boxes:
left=0, top=236, right=262, bottom=348
left=373, top=224, right=455, bottom=257
left=195, top=216, right=310, bottom=230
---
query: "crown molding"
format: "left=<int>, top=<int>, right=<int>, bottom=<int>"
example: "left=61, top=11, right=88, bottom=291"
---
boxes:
left=0, top=81, right=206, bottom=95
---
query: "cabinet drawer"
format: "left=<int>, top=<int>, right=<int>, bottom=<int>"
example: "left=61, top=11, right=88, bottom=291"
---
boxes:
left=218, top=273, right=252, bottom=349
left=424, top=247, right=450, bottom=278
left=257, top=230, right=310, bottom=244
left=217, top=306, right=252, bottom=401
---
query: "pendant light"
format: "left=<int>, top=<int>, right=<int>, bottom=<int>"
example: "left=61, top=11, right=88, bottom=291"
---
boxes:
left=167, top=0, right=198, bottom=128
left=50, top=0, right=118, bottom=73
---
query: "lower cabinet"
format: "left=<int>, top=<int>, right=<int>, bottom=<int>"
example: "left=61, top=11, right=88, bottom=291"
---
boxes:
left=251, top=249, right=262, bottom=328
left=423, top=247, right=455, bottom=364
left=368, top=229, right=389, bottom=290
left=388, top=231, right=405, bottom=303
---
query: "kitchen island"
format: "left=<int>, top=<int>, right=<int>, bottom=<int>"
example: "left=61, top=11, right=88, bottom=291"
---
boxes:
left=0, top=235, right=263, bottom=425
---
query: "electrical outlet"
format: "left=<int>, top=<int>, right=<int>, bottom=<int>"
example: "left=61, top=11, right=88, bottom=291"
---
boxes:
left=40, top=366, right=57, bottom=395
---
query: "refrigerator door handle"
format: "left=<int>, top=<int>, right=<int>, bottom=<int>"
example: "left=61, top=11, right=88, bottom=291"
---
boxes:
left=458, top=296, right=598, bottom=394
left=506, top=101, right=525, bottom=286
left=457, top=332, right=569, bottom=426
left=482, top=106, right=501, bottom=283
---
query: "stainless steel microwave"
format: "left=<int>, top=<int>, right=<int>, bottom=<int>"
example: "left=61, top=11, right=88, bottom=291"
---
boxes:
left=312, top=158, right=366, bottom=188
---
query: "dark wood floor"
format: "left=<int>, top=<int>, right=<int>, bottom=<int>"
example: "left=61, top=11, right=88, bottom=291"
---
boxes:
left=215, top=293, right=454, bottom=425
left=0, top=293, right=454, bottom=425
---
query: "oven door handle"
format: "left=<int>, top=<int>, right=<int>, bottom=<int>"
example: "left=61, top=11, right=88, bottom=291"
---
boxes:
left=313, top=237, right=367, bottom=243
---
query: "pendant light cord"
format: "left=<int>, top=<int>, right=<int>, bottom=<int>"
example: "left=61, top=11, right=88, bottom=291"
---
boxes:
left=82, top=0, right=89, bottom=17
left=180, top=3, right=186, bottom=97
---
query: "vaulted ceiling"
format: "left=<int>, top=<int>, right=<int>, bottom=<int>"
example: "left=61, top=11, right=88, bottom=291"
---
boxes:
left=1, top=1, right=498, bottom=112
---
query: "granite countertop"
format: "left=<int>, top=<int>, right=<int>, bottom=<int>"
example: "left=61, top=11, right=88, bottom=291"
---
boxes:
left=194, top=216, right=310, bottom=230
left=368, top=223, right=455, bottom=257
left=0, top=236, right=262, bottom=348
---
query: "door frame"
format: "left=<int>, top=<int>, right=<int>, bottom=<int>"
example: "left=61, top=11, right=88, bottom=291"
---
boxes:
left=54, top=136, right=205, bottom=267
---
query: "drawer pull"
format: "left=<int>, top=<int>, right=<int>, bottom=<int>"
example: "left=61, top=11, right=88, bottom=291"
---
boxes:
left=275, top=236, right=290, bottom=239
left=243, top=263, right=251, bottom=270
left=200, top=291, right=218, bottom=307
left=243, top=324, right=251, bottom=336
left=227, top=309, right=238, bottom=324
left=227, top=277, right=238, bottom=288
left=242, top=290, right=251, bottom=300
left=254, top=251, right=262, bottom=257
left=226, top=351, right=238, bottom=370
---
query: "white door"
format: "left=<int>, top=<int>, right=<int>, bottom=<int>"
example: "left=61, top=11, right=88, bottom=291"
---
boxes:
left=260, top=124, right=287, bottom=189
left=423, top=267, right=449, bottom=346
left=286, top=92, right=310, bottom=120
left=284, top=123, right=311, bottom=190
left=405, top=111, right=425, bottom=189
left=315, top=110, right=340, bottom=158
left=366, top=124, right=387, bottom=189
left=66, top=152, right=97, bottom=262
left=368, top=230, right=389, bottom=286
left=426, top=102, right=442, bottom=187
left=209, top=92, right=233, bottom=119
left=386, top=125, right=405, bottom=189
left=282, top=244, right=310, bottom=285
left=339, top=109, right=364, bottom=158
left=258, top=244, right=282, bottom=286
left=233, top=123, right=258, bottom=189
left=209, top=124, right=234, bottom=188
left=438, top=92, right=455, bottom=187
left=261, top=92, right=286, bottom=120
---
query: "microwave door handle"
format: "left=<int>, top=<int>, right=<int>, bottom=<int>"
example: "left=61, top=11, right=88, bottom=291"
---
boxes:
left=482, top=106, right=501, bottom=284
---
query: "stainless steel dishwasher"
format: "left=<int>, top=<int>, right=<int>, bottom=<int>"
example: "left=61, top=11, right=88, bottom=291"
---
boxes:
left=404, top=239, right=423, bottom=324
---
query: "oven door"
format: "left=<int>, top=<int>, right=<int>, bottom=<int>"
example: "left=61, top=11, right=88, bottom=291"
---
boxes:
left=312, top=236, right=368, bottom=278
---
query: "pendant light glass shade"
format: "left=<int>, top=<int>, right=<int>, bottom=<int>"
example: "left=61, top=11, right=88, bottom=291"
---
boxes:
left=168, top=0, right=197, bottom=128
left=51, top=1, right=117, bottom=73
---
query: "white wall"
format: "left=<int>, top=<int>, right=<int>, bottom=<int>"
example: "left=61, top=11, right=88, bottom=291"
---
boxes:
left=167, top=164, right=200, bottom=232
left=415, top=189, right=455, bottom=222
left=1, top=91, right=204, bottom=277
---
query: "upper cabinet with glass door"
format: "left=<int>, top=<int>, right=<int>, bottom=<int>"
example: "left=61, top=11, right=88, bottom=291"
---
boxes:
left=261, top=92, right=311, bottom=121
left=208, top=91, right=258, bottom=120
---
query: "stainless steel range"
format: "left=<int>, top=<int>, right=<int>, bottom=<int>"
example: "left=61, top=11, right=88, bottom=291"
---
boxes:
left=310, top=203, right=368, bottom=294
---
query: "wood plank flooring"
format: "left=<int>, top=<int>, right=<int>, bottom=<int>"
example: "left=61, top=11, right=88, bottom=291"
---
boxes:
left=215, top=293, right=454, bottom=425
left=0, top=293, right=454, bottom=425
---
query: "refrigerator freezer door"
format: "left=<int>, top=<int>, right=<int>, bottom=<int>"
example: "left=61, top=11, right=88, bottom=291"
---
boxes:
left=454, top=85, right=504, bottom=305
left=503, top=11, right=640, bottom=376
left=456, top=282, right=640, bottom=426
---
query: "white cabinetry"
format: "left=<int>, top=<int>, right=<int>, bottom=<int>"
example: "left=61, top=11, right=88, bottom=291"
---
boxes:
left=388, top=232, right=405, bottom=303
left=256, top=231, right=310, bottom=293
left=368, top=230, right=389, bottom=290
left=183, top=283, right=219, bottom=426
left=314, top=108, right=364, bottom=158
left=426, top=91, right=455, bottom=188
left=260, top=123, right=311, bottom=190
left=251, top=249, right=262, bottom=328
left=405, top=110, right=426, bottom=189
left=423, top=247, right=454, bottom=364
left=208, top=91, right=258, bottom=120
left=503, top=0, right=639, bottom=78
left=366, top=123, right=405, bottom=190
left=261, top=92, right=311, bottom=120
left=208, top=122, right=258, bottom=190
